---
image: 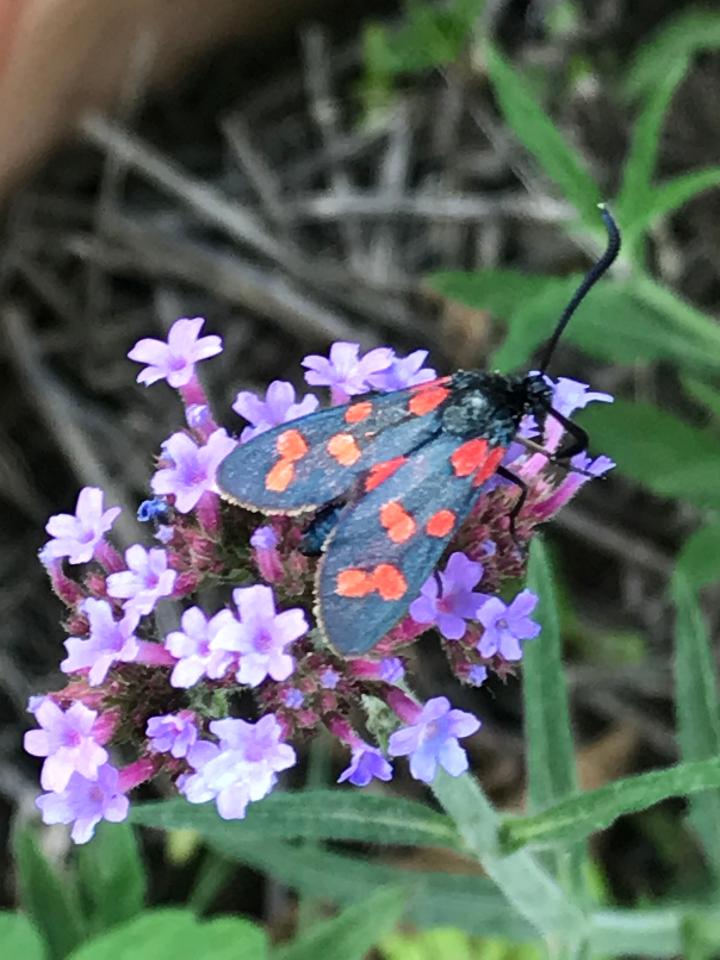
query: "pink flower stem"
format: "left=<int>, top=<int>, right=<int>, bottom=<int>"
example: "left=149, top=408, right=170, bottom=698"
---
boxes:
left=93, top=540, right=125, bottom=573
left=118, top=756, right=157, bottom=792
left=135, top=641, right=177, bottom=667
left=385, top=688, right=422, bottom=725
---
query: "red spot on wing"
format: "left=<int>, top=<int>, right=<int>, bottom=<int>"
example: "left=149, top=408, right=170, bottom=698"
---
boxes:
left=380, top=500, right=416, bottom=543
left=450, top=438, right=490, bottom=477
left=335, top=563, right=408, bottom=601
left=372, top=564, right=407, bottom=600
left=426, top=509, right=456, bottom=537
left=365, top=455, right=407, bottom=492
left=472, top=446, right=505, bottom=486
left=345, top=401, right=373, bottom=424
left=327, top=433, right=362, bottom=466
left=408, top=384, right=450, bottom=416
left=336, top=568, right=374, bottom=597
left=277, top=429, right=308, bottom=461
left=265, top=460, right=296, bottom=492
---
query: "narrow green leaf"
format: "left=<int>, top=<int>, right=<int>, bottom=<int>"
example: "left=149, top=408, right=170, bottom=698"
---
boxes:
left=580, top=401, right=720, bottom=509
left=677, top=525, right=720, bottom=590
left=501, top=756, right=720, bottom=851
left=624, top=10, right=720, bottom=100
left=524, top=539, right=577, bottom=811
left=426, top=269, right=551, bottom=318
left=67, top=910, right=267, bottom=960
left=625, top=168, right=720, bottom=247
left=616, top=59, right=689, bottom=228
left=14, top=827, right=85, bottom=960
left=683, top=375, right=720, bottom=422
left=672, top=574, right=720, bottom=875
left=275, top=886, right=408, bottom=960
left=204, top=836, right=536, bottom=941
left=484, top=43, right=601, bottom=226
left=76, top=822, right=145, bottom=934
left=0, top=912, right=47, bottom=960
left=431, top=771, right=586, bottom=943
left=631, top=273, right=720, bottom=357
left=131, top=790, right=460, bottom=850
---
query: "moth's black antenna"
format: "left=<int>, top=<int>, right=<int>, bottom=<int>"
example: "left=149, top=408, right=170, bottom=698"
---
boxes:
left=537, top=204, right=621, bottom=375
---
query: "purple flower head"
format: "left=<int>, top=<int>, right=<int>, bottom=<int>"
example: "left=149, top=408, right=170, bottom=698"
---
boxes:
left=128, top=317, right=222, bottom=388
left=43, top=487, right=121, bottom=565
left=216, top=585, right=308, bottom=687
left=24, top=700, right=108, bottom=792
left=250, top=525, right=279, bottom=550
left=165, top=606, right=238, bottom=688
left=338, top=745, right=393, bottom=787
left=35, top=763, right=129, bottom=844
left=61, top=599, right=140, bottom=685
left=106, top=545, right=177, bottom=616
left=319, top=667, right=340, bottom=690
left=233, top=381, right=319, bottom=443
left=550, top=376, right=613, bottom=419
left=250, top=525, right=283, bottom=583
left=282, top=688, right=305, bottom=709
left=388, top=696, right=481, bottom=784
left=136, top=498, right=170, bottom=523
left=302, top=342, right=395, bottom=403
left=467, top=665, right=489, bottom=687
left=410, top=552, right=487, bottom=641
left=477, top=590, right=541, bottom=661
left=151, top=428, right=236, bottom=513
left=146, top=711, right=198, bottom=758
left=181, top=715, right=296, bottom=819
left=379, top=657, right=405, bottom=683
left=367, top=350, right=437, bottom=392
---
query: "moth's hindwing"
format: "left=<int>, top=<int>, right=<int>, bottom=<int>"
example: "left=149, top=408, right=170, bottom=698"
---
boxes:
left=217, top=379, right=451, bottom=514
left=316, top=432, right=506, bottom=655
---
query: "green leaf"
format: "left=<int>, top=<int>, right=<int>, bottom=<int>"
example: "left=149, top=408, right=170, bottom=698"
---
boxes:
left=631, top=272, right=720, bottom=357
left=580, top=400, right=720, bottom=509
left=0, top=912, right=47, bottom=960
left=275, top=886, right=408, bottom=960
left=672, top=574, right=720, bottom=875
left=683, top=374, right=720, bottom=422
left=67, top=910, right=267, bottom=960
left=616, top=59, right=689, bottom=230
left=484, top=43, right=601, bottom=226
left=131, top=790, right=460, bottom=850
left=624, top=10, right=720, bottom=100
left=431, top=772, right=585, bottom=944
left=677, top=525, right=720, bottom=590
left=204, top=836, right=536, bottom=941
left=625, top=168, right=720, bottom=247
left=426, top=269, right=551, bottom=319
left=501, top=756, right=720, bottom=851
left=76, top=822, right=145, bottom=934
left=14, top=827, right=85, bottom=960
left=523, top=539, right=577, bottom=810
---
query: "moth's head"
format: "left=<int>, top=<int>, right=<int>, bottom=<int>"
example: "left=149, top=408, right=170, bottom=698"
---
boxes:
left=521, top=373, right=553, bottom=433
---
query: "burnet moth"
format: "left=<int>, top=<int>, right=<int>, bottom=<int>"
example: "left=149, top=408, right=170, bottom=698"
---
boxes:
left=218, top=205, right=621, bottom=655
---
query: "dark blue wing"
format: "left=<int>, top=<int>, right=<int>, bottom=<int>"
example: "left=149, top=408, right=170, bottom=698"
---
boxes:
left=217, top=380, right=450, bottom=514
left=316, top=432, right=502, bottom=655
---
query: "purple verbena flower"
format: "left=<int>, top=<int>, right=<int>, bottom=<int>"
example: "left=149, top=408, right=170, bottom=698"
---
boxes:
left=127, top=317, right=222, bottom=388
left=388, top=696, right=481, bottom=784
left=35, top=763, right=129, bottom=844
left=136, top=498, right=169, bottom=523
left=319, top=667, right=340, bottom=689
left=282, top=688, right=305, bottom=709
left=233, top=381, right=319, bottom=443
left=302, top=341, right=395, bottom=403
left=106, top=545, right=177, bottom=616
left=338, top=744, right=393, bottom=787
left=550, top=376, right=613, bottom=418
left=467, top=665, right=489, bottom=687
left=146, top=711, right=198, bottom=758
left=367, top=349, right=436, bottom=392
left=165, top=607, right=238, bottom=688
left=43, top=487, right=121, bottom=565
left=151, top=428, right=236, bottom=513
left=61, top=599, right=140, bottom=685
left=180, top=715, right=296, bottom=819
left=410, top=552, right=487, bottom=641
left=24, top=700, right=108, bottom=792
left=216, top=585, right=308, bottom=687
left=476, top=590, right=541, bottom=661
left=250, top=525, right=283, bottom=583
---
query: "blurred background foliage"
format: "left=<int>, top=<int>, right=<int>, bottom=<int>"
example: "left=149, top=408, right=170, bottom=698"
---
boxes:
left=4, top=1, right=720, bottom=958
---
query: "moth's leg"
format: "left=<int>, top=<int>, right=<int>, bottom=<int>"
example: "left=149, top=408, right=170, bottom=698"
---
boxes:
left=496, top=466, right=528, bottom=543
left=543, top=406, right=589, bottom=460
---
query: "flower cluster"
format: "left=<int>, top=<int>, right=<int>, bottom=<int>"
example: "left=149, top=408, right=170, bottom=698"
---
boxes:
left=25, top=320, right=613, bottom=842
